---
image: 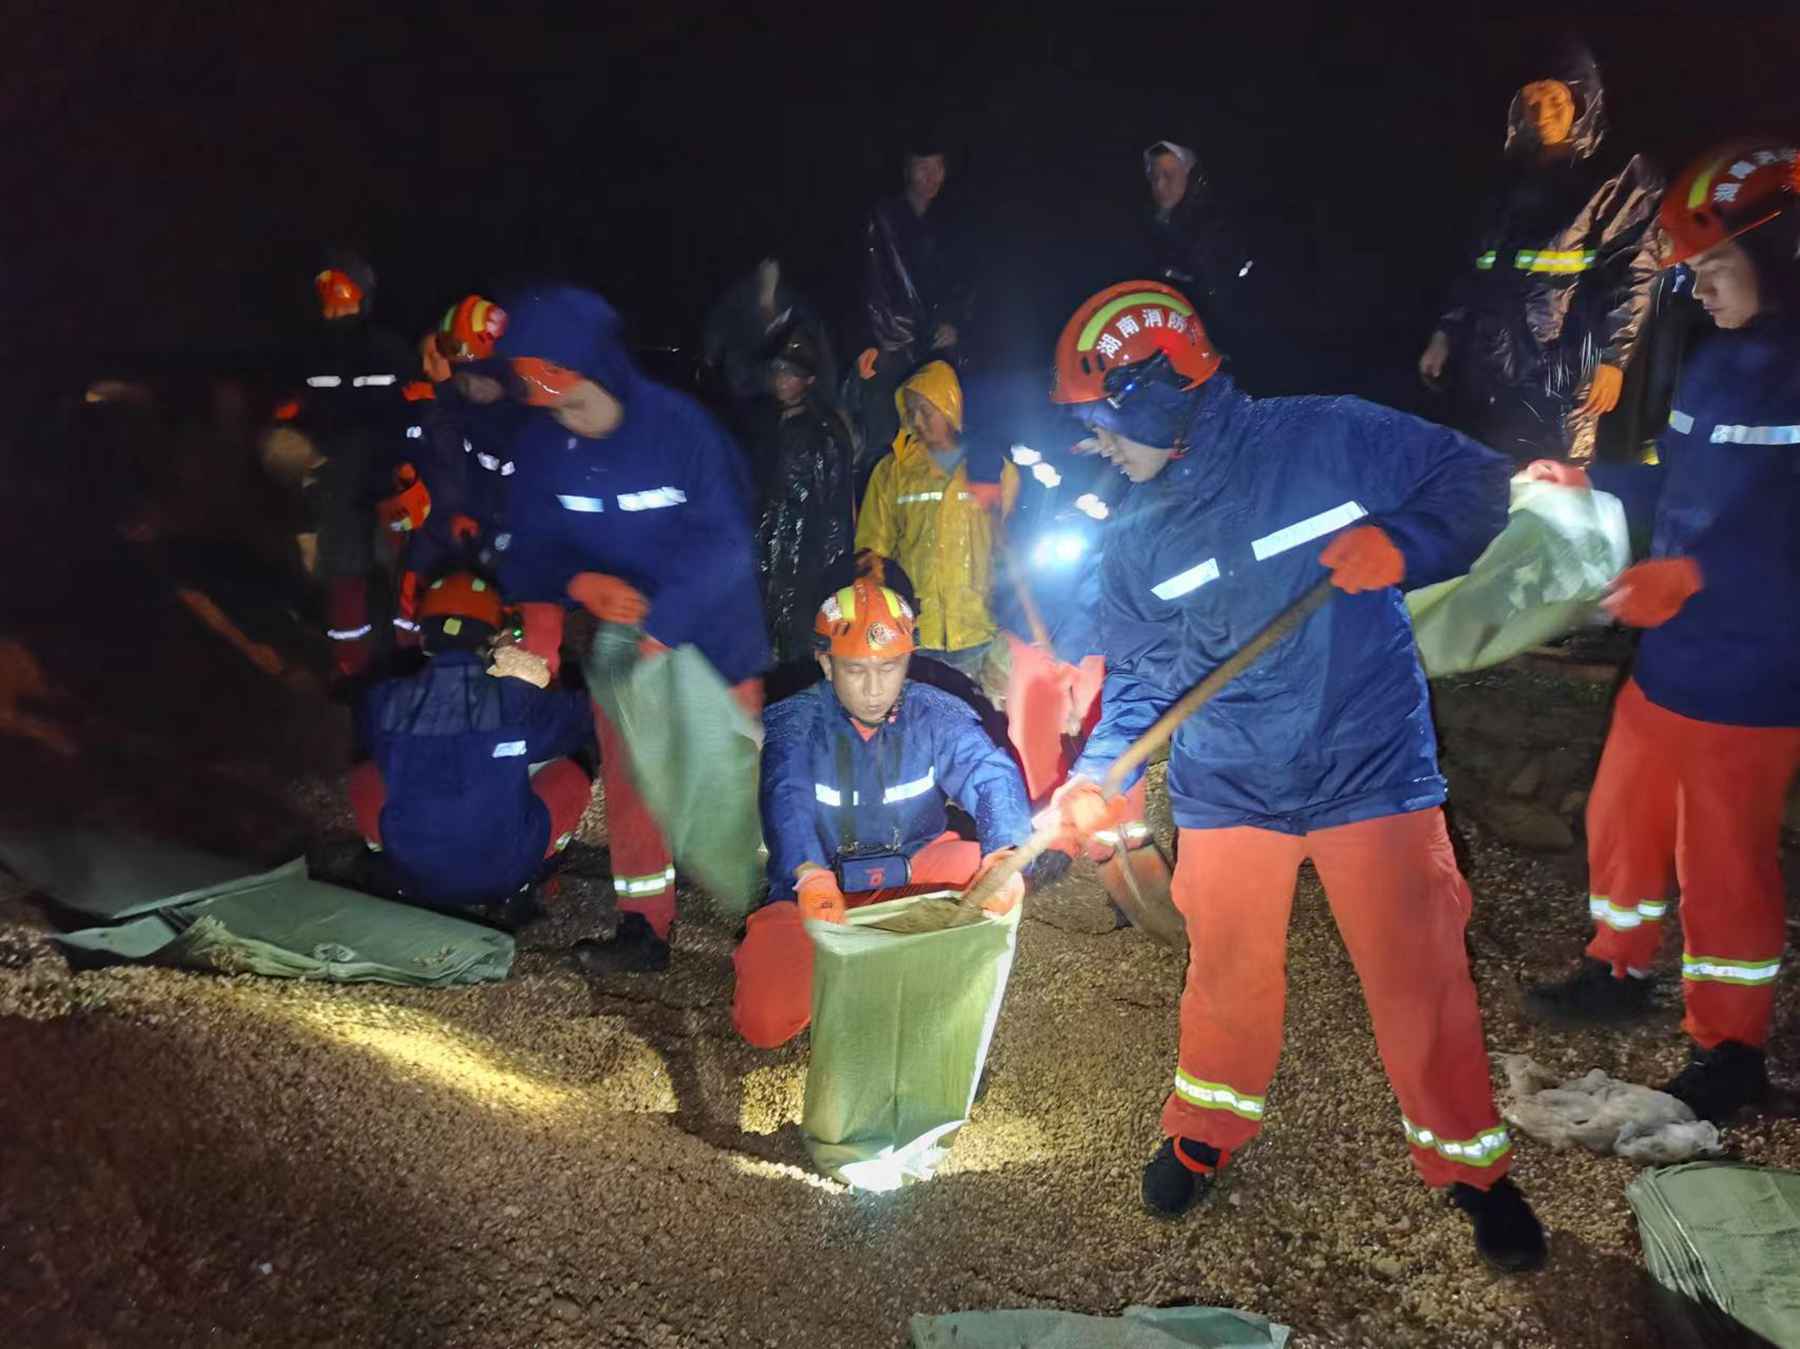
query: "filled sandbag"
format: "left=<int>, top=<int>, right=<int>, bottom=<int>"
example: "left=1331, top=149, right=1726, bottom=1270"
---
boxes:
left=803, top=891, right=1019, bottom=1189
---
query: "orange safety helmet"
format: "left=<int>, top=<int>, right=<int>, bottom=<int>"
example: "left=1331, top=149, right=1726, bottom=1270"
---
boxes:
left=315, top=268, right=365, bottom=320
left=1659, top=139, right=1800, bottom=267
left=1050, top=280, right=1221, bottom=405
left=418, top=571, right=504, bottom=637
left=813, top=577, right=917, bottom=660
left=437, top=295, right=508, bottom=361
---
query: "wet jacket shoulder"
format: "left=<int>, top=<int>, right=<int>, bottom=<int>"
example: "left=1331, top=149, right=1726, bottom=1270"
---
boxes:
left=1589, top=318, right=1800, bottom=726
left=1071, top=375, right=1509, bottom=832
left=494, top=286, right=770, bottom=683
left=361, top=651, right=593, bottom=903
left=760, top=680, right=1031, bottom=898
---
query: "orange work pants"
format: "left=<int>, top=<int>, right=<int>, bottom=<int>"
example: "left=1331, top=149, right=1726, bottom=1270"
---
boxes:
left=1585, top=679, right=1800, bottom=1048
left=1163, top=807, right=1511, bottom=1189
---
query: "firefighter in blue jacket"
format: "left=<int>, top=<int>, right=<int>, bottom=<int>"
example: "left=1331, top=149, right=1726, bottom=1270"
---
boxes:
left=733, top=576, right=1032, bottom=1048
left=484, top=285, right=770, bottom=972
left=1045, top=280, right=1544, bottom=1272
left=1524, top=140, right=1800, bottom=1124
left=350, top=572, right=595, bottom=911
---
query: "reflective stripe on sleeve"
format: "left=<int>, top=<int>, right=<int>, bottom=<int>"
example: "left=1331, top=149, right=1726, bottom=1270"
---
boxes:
left=1403, top=1118, right=1512, bottom=1166
left=1250, top=500, right=1366, bottom=561
left=352, top=374, right=397, bottom=387
left=1710, top=423, right=1800, bottom=445
left=1474, top=251, right=1497, bottom=270
left=557, top=495, right=605, bottom=513
left=305, top=375, right=342, bottom=388
left=814, top=784, right=843, bottom=807
left=326, top=624, right=373, bottom=640
left=614, top=865, right=676, bottom=896
left=1668, top=409, right=1695, bottom=434
left=491, top=740, right=527, bottom=758
left=1151, top=557, right=1220, bottom=600
left=1682, top=954, right=1780, bottom=986
left=1172, top=1070, right=1266, bottom=1120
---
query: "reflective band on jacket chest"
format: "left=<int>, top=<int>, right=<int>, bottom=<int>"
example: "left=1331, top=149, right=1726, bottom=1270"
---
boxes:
left=813, top=767, right=936, bottom=808
left=618, top=487, right=688, bottom=511
left=1668, top=409, right=1695, bottom=434
left=1475, top=249, right=1596, bottom=273
left=896, top=491, right=944, bottom=505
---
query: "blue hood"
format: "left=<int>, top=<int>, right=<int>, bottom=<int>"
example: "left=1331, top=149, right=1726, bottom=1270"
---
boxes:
left=495, top=284, right=639, bottom=398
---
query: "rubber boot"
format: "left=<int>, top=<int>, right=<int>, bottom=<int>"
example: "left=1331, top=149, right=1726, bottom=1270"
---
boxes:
left=1661, top=1040, right=1769, bottom=1123
left=1523, top=958, right=1652, bottom=1026
left=572, top=913, right=671, bottom=976
left=1449, top=1176, right=1547, bottom=1274
left=1142, top=1137, right=1224, bottom=1219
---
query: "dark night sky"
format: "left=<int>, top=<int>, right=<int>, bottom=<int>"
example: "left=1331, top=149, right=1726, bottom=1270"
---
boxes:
left=10, top=3, right=1800, bottom=401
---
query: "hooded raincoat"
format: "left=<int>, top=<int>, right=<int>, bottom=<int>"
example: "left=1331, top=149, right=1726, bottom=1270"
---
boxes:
left=759, top=679, right=1032, bottom=900
left=854, top=362, right=1019, bottom=653
left=493, top=287, right=770, bottom=684
left=1436, top=43, right=1663, bottom=462
left=1071, top=372, right=1510, bottom=830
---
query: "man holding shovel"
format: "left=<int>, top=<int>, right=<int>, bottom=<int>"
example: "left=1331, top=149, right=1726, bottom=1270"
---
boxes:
left=1043, top=281, right=1544, bottom=1271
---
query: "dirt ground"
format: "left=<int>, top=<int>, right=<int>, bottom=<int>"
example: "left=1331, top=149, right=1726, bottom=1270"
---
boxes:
left=2, top=552, right=1797, bottom=1348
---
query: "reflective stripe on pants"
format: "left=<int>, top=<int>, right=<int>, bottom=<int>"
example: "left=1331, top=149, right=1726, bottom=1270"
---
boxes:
left=1162, top=808, right=1511, bottom=1190
left=1585, top=679, right=1800, bottom=1048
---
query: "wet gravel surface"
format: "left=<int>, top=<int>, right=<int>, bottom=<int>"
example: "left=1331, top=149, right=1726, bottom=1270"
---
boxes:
left=1, top=634, right=1796, bottom=1347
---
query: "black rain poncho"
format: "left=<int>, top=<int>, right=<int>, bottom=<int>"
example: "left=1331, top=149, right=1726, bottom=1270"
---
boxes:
left=1436, top=42, right=1663, bottom=462
left=749, top=396, right=859, bottom=663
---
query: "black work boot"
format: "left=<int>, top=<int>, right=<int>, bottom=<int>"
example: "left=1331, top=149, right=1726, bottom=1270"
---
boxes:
left=1449, top=1175, right=1547, bottom=1273
left=1523, top=958, right=1652, bottom=1026
left=1661, top=1040, right=1769, bottom=1123
left=572, top=913, right=671, bottom=976
left=1141, top=1137, right=1223, bottom=1219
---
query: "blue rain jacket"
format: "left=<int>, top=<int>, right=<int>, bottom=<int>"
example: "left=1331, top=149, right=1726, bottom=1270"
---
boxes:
left=362, top=651, right=594, bottom=903
left=1588, top=316, right=1800, bottom=727
left=494, top=286, right=770, bottom=684
left=760, top=679, right=1033, bottom=899
left=1069, top=373, right=1510, bottom=833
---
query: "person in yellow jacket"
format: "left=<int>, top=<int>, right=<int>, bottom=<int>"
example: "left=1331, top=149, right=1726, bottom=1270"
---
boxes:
left=854, top=361, right=1019, bottom=678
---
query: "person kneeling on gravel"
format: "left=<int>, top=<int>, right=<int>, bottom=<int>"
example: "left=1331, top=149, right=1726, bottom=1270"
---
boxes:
left=350, top=572, right=595, bottom=921
left=1045, top=280, right=1545, bottom=1273
left=1523, top=140, right=1800, bottom=1125
left=732, top=576, right=1033, bottom=1048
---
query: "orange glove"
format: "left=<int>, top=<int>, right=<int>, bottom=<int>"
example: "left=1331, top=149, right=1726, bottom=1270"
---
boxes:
left=449, top=513, right=481, bottom=543
left=857, top=347, right=880, bottom=380
left=796, top=867, right=847, bottom=924
left=419, top=332, right=451, bottom=384
left=1046, top=778, right=1132, bottom=842
left=968, top=849, right=1026, bottom=916
left=1602, top=557, right=1702, bottom=628
left=567, top=573, right=649, bottom=626
left=1523, top=459, right=1591, bottom=488
left=1319, top=525, right=1405, bottom=594
left=1581, top=363, right=1624, bottom=416
left=854, top=549, right=887, bottom=584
